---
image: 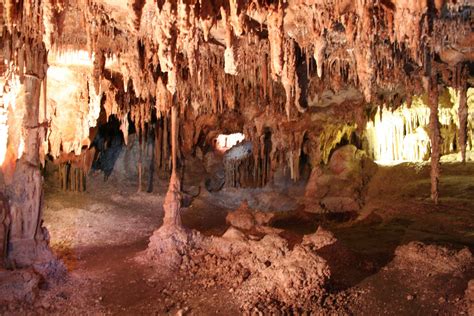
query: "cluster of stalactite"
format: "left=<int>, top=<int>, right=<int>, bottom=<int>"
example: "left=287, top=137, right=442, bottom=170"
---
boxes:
left=217, top=108, right=362, bottom=187
left=50, top=0, right=470, bottom=194
left=58, top=163, right=86, bottom=192
left=53, top=150, right=95, bottom=192
left=365, top=86, right=474, bottom=163
left=223, top=142, right=255, bottom=188
left=74, top=0, right=472, bottom=126
left=137, top=114, right=173, bottom=192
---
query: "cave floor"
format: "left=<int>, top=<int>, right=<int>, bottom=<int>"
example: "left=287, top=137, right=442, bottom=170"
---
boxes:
left=3, top=161, right=474, bottom=315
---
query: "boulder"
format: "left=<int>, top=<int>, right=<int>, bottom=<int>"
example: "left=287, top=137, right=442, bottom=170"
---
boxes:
left=305, top=145, right=377, bottom=213
left=302, top=226, right=338, bottom=249
left=225, top=201, right=256, bottom=231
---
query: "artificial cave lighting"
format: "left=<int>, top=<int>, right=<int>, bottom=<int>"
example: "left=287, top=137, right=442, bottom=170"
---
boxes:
left=50, top=50, right=93, bottom=66
left=0, top=73, right=22, bottom=166
left=365, top=105, right=431, bottom=164
left=17, top=134, right=25, bottom=160
left=49, top=50, right=118, bottom=68
left=366, top=89, right=474, bottom=165
left=0, top=107, right=8, bottom=166
left=215, top=133, right=245, bottom=152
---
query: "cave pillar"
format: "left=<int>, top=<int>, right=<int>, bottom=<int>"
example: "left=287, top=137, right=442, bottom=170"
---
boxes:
left=428, top=76, right=441, bottom=204
left=162, top=105, right=182, bottom=228
left=458, top=80, right=468, bottom=163
left=1, top=41, right=55, bottom=269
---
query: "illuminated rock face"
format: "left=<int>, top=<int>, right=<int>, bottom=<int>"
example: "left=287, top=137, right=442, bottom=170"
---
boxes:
left=366, top=89, right=474, bottom=164
left=0, top=1, right=473, bottom=269
left=215, top=133, right=245, bottom=152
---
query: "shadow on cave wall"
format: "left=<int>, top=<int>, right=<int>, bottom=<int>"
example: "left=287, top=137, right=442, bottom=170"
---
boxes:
left=91, top=115, right=126, bottom=181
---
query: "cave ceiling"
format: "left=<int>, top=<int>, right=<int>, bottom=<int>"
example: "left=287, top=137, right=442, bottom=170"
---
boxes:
left=0, top=0, right=473, bottom=164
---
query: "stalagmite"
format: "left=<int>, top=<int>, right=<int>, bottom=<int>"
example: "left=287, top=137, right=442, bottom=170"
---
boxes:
left=458, top=80, right=468, bottom=163
left=428, top=77, right=441, bottom=204
left=3, top=39, right=57, bottom=270
left=162, top=105, right=182, bottom=227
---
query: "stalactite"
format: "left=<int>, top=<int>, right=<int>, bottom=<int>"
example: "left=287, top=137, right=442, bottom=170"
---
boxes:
left=58, top=163, right=86, bottom=192
left=120, top=113, right=130, bottom=145
left=92, top=50, right=105, bottom=94
left=282, top=39, right=296, bottom=120
left=222, top=7, right=238, bottom=76
left=262, top=53, right=268, bottom=99
left=229, top=0, right=244, bottom=37
left=313, top=37, right=326, bottom=79
left=147, top=124, right=156, bottom=193
left=163, top=115, right=169, bottom=172
left=137, top=151, right=143, bottom=192
left=0, top=106, right=8, bottom=167
left=428, top=76, right=441, bottom=204
left=267, top=3, right=284, bottom=81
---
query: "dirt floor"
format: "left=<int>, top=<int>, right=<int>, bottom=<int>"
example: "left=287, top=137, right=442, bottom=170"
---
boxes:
left=1, top=160, right=473, bottom=315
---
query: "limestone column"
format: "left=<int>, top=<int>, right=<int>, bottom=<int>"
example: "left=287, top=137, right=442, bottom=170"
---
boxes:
left=4, top=41, right=55, bottom=269
left=428, top=76, right=441, bottom=204
left=458, top=81, right=468, bottom=163
left=162, top=105, right=182, bottom=227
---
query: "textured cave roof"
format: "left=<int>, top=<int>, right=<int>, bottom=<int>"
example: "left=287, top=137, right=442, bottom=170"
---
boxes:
left=0, top=0, right=473, bottom=162
left=3, top=1, right=473, bottom=102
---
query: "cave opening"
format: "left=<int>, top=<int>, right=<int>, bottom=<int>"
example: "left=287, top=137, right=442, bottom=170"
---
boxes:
left=214, top=132, right=245, bottom=153
left=0, top=1, right=473, bottom=315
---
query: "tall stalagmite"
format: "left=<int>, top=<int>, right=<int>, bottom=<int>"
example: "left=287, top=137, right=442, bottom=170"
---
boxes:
left=2, top=38, right=57, bottom=271
left=162, top=105, right=182, bottom=228
left=458, top=78, right=468, bottom=163
left=428, top=77, right=441, bottom=204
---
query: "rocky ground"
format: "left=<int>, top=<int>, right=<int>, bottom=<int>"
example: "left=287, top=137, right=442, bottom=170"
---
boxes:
left=0, top=160, right=473, bottom=315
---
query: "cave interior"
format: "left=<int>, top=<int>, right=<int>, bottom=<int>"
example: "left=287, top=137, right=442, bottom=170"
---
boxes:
left=0, top=0, right=473, bottom=314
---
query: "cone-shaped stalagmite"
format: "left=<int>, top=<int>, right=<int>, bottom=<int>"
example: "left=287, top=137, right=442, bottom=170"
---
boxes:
left=162, top=106, right=182, bottom=228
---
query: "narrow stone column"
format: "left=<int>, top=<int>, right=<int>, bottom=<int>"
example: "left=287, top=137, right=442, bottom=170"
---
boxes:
left=162, top=105, right=182, bottom=227
left=428, top=77, right=441, bottom=204
left=458, top=82, right=468, bottom=163
left=5, top=41, right=55, bottom=269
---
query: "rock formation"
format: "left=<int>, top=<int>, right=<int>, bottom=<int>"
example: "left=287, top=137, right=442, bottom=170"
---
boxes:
left=0, top=0, right=472, bottom=278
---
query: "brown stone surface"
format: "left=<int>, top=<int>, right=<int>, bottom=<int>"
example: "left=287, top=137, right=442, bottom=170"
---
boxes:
left=305, top=144, right=377, bottom=213
left=0, top=1, right=473, bottom=314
